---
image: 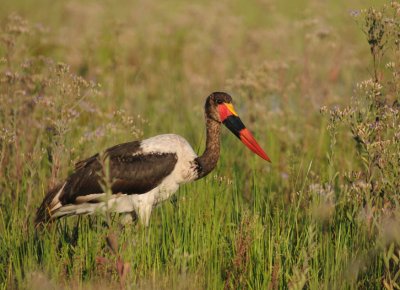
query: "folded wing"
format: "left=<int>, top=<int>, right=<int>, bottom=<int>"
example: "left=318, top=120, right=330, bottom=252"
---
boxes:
left=35, top=141, right=177, bottom=224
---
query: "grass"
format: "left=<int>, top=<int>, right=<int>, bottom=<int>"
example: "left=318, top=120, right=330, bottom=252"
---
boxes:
left=1, top=0, right=400, bottom=289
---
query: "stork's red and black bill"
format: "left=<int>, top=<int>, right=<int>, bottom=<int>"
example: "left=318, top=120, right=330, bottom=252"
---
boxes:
left=218, top=102, right=271, bottom=162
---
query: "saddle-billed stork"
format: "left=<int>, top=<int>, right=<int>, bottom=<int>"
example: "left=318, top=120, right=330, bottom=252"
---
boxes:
left=35, top=92, right=270, bottom=226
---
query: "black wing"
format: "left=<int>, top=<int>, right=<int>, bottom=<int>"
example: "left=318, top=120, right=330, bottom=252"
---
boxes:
left=59, top=141, right=178, bottom=204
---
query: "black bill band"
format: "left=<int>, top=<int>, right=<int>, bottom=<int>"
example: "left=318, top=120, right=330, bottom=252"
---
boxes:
left=223, top=115, right=245, bottom=139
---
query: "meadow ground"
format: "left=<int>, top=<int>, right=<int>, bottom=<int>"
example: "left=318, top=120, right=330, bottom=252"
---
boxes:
left=1, top=0, right=400, bottom=289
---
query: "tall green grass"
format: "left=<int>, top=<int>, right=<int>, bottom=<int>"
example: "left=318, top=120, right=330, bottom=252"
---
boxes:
left=1, top=0, right=399, bottom=289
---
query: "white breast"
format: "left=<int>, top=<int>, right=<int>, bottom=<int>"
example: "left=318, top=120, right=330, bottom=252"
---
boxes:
left=140, top=134, right=199, bottom=184
left=130, top=134, right=200, bottom=222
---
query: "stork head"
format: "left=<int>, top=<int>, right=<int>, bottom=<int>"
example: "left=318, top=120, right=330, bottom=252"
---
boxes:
left=205, top=92, right=271, bottom=162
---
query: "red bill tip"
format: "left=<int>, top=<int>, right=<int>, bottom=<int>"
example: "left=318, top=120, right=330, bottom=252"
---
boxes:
left=239, top=128, right=271, bottom=162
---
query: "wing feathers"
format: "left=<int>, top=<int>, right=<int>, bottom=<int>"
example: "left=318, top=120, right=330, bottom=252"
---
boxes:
left=74, top=193, right=106, bottom=204
left=35, top=182, right=65, bottom=225
left=36, top=141, right=178, bottom=224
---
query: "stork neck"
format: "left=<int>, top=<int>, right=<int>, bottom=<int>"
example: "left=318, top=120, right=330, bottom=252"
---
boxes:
left=195, top=118, right=221, bottom=179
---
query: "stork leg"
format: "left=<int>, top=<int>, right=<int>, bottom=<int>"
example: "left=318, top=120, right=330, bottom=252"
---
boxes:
left=137, top=205, right=152, bottom=227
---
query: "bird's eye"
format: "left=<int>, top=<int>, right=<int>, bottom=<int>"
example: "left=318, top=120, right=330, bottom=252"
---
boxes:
left=216, top=99, right=223, bottom=104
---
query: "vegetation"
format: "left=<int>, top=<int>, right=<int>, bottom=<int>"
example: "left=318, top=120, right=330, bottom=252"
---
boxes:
left=0, top=0, right=399, bottom=288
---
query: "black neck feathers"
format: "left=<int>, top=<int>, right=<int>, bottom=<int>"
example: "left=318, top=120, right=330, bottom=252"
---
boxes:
left=195, top=117, right=221, bottom=179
